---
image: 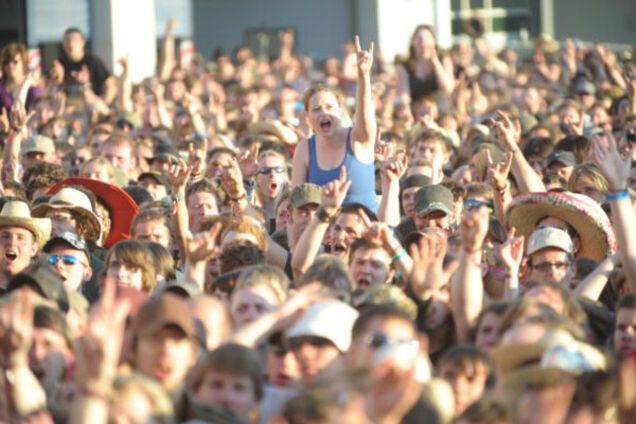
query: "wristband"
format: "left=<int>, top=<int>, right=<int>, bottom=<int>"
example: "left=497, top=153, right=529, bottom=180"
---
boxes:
left=605, top=190, right=629, bottom=202
left=392, top=249, right=406, bottom=263
left=317, top=207, right=340, bottom=224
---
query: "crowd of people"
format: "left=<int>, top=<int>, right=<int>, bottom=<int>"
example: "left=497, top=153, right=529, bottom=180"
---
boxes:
left=0, top=18, right=636, bottom=423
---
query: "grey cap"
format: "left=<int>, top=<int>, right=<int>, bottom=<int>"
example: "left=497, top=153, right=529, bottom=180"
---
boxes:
left=546, top=150, right=577, bottom=167
left=414, top=185, right=454, bottom=217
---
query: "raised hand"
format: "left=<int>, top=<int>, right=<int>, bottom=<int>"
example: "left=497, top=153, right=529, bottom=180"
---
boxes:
left=74, top=281, right=130, bottom=394
left=219, top=158, right=246, bottom=200
left=167, top=158, right=193, bottom=194
left=71, top=65, right=90, bottom=85
left=486, top=150, right=513, bottom=190
left=50, top=59, right=64, bottom=85
left=321, top=166, right=352, bottom=209
left=409, top=232, right=457, bottom=296
left=0, top=289, right=34, bottom=368
left=184, top=222, right=223, bottom=265
left=497, top=227, right=524, bottom=274
left=354, top=35, right=374, bottom=76
left=382, top=154, right=408, bottom=183
left=589, top=132, right=631, bottom=191
left=237, top=143, right=260, bottom=179
left=9, top=101, right=33, bottom=132
left=491, top=111, right=521, bottom=153
left=459, top=205, right=489, bottom=253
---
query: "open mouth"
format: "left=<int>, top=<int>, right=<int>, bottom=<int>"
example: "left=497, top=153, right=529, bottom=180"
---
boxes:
left=269, top=181, right=279, bottom=193
left=319, top=118, right=332, bottom=131
left=357, top=278, right=371, bottom=289
left=332, top=242, right=347, bottom=255
left=4, top=250, right=17, bottom=263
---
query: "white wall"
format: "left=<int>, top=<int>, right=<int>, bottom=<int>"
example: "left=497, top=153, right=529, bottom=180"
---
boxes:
left=92, top=0, right=158, bottom=83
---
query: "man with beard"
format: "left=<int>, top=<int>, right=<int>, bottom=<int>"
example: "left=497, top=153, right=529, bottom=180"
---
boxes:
left=0, top=200, right=51, bottom=292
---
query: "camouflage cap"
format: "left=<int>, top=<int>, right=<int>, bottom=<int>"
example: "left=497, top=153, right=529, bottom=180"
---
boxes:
left=414, top=185, right=453, bottom=217
left=290, top=183, right=322, bottom=209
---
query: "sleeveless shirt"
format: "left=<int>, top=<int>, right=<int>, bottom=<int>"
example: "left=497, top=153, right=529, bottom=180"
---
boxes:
left=307, top=128, right=378, bottom=214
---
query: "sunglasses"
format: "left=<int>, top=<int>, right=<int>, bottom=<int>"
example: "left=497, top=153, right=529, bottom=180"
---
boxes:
left=463, top=198, right=492, bottom=210
left=363, top=332, right=418, bottom=350
left=48, top=254, right=81, bottom=266
left=258, top=166, right=286, bottom=175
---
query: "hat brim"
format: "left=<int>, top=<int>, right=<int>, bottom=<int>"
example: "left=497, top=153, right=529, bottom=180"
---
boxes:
left=248, top=121, right=299, bottom=145
left=32, top=203, right=101, bottom=243
left=417, top=203, right=451, bottom=217
left=490, top=343, right=547, bottom=377
left=0, top=217, right=51, bottom=248
left=506, top=192, right=617, bottom=262
left=48, top=178, right=140, bottom=248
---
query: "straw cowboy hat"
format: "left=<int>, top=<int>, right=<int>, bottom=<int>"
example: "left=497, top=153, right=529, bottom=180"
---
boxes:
left=0, top=200, right=51, bottom=248
left=247, top=120, right=299, bottom=145
left=506, top=191, right=617, bottom=262
left=32, top=187, right=102, bottom=243
left=49, top=178, right=139, bottom=248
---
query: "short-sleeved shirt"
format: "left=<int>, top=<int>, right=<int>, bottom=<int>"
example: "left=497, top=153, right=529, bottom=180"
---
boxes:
left=59, top=52, right=111, bottom=96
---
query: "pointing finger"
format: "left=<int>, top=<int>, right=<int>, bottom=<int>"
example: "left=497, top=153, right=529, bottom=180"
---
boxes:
left=354, top=35, right=361, bottom=52
left=368, top=41, right=374, bottom=57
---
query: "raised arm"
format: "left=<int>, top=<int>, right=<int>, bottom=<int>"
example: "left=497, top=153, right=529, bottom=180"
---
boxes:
left=485, top=151, right=514, bottom=224
left=574, top=253, right=621, bottom=301
left=378, top=146, right=408, bottom=226
left=497, top=227, right=524, bottom=300
left=291, top=166, right=351, bottom=280
left=452, top=205, right=489, bottom=342
left=159, top=19, right=177, bottom=81
left=492, top=111, right=546, bottom=193
left=116, top=56, right=133, bottom=112
left=588, top=132, right=636, bottom=292
left=351, top=35, right=376, bottom=147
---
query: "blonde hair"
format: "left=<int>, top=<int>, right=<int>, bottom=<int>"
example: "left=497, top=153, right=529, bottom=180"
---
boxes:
left=80, top=157, right=115, bottom=181
left=568, top=162, right=608, bottom=195
left=233, top=264, right=289, bottom=306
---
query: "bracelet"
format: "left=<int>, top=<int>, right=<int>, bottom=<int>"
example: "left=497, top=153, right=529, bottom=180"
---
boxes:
left=173, top=192, right=185, bottom=202
left=605, top=190, right=629, bottom=202
left=317, top=207, right=340, bottom=224
left=392, top=249, right=406, bottom=263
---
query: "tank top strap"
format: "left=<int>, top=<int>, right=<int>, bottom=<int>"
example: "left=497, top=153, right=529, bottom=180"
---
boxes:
left=345, top=128, right=354, bottom=155
left=308, top=134, right=318, bottom=168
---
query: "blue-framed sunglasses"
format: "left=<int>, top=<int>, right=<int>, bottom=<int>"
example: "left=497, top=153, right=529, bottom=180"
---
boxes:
left=48, top=255, right=81, bottom=266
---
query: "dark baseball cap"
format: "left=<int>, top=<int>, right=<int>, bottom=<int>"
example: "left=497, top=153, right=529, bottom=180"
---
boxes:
left=43, top=231, right=90, bottom=258
left=546, top=150, right=576, bottom=167
left=414, top=185, right=453, bottom=217
left=138, top=171, right=171, bottom=188
left=8, top=260, right=69, bottom=313
left=290, top=183, right=322, bottom=208
left=131, top=293, right=197, bottom=339
left=401, top=174, right=432, bottom=191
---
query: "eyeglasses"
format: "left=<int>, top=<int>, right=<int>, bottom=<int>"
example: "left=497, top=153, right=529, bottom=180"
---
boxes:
left=48, top=213, right=75, bottom=223
left=532, top=261, right=570, bottom=272
left=48, top=254, right=82, bottom=266
left=258, top=166, right=286, bottom=175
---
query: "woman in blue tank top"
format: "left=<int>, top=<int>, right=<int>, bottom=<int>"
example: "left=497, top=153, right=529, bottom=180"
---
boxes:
left=291, top=36, right=378, bottom=213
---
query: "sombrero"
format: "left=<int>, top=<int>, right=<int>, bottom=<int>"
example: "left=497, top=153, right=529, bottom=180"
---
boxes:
left=0, top=200, right=51, bottom=248
left=48, top=178, right=140, bottom=248
left=32, top=187, right=102, bottom=243
left=506, top=191, right=617, bottom=262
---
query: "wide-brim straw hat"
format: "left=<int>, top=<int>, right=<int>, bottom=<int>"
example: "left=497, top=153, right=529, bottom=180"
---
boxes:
left=506, top=191, right=617, bottom=262
left=32, top=187, right=102, bottom=243
left=247, top=120, right=299, bottom=145
left=49, top=178, right=139, bottom=248
left=0, top=201, right=51, bottom=248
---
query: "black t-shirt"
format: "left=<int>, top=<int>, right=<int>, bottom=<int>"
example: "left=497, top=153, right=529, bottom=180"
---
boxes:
left=59, top=52, right=111, bottom=96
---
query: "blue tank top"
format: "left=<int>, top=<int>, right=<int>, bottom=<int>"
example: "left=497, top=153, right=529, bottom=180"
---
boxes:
left=307, top=128, right=378, bottom=214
